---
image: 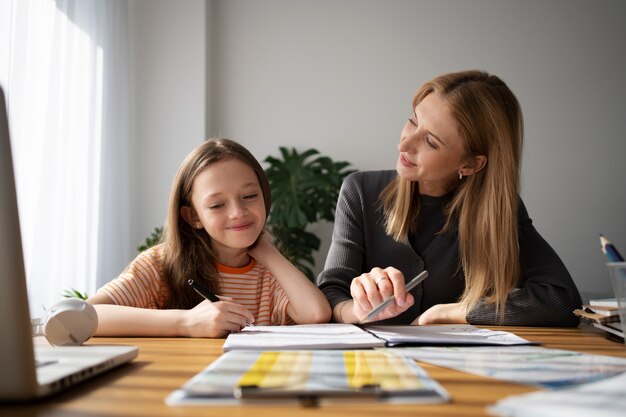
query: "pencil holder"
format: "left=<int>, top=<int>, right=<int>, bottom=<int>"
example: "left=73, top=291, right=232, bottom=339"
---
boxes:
left=607, top=262, right=626, bottom=347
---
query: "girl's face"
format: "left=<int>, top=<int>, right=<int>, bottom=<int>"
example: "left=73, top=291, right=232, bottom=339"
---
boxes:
left=396, top=92, right=470, bottom=196
left=186, top=158, right=266, bottom=262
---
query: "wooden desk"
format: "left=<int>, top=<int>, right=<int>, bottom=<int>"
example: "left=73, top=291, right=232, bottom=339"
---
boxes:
left=3, top=325, right=625, bottom=417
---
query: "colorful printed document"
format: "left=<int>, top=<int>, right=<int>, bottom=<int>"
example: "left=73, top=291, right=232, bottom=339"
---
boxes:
left=166, top=350, right=449, bottom=406
left=387, top=345, right=626, bottom=388
left=222, top=324, right=533, bottom=351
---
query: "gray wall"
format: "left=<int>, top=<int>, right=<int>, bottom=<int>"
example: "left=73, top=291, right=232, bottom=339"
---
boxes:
left=131, top=0, right=626, bottom=302
left=129, top=0, right=206, bottom=271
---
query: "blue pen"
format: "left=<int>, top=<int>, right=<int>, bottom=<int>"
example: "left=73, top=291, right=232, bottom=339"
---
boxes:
left=599, top=235, right=624, bottom=262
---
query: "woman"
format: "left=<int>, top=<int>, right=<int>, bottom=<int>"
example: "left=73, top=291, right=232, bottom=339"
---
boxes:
left=317, top=70, right=581, bottom=326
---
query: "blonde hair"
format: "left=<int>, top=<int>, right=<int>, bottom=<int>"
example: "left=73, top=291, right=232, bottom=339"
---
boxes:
left=381, top=70, right=523, bottom=320
left=161, top=138, right=271, bottom=309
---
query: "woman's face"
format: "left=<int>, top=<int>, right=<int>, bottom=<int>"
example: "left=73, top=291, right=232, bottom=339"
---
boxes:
left=396, top=92, right=469, bottom=196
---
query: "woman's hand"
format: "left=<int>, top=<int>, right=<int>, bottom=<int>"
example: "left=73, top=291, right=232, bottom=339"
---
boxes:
left=412, top=302, right=468, bottom=325
left=349, top=267, right=414, bottom=322
left=182, top=297, right=255, bottom=338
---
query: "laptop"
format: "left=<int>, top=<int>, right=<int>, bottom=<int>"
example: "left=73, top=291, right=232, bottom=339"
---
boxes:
left=0, top=86, right=138, bottom=401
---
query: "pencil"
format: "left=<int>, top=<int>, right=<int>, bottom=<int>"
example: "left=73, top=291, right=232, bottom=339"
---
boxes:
left=599, top=234, right=624, bottom=262
left=360, top=270, right=428, bottom=324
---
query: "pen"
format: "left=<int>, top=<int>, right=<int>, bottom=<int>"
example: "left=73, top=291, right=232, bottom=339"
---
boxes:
left=188, top=278, right=220, bottom=302
left=188, top=279, right=255, bottom=327
left=359, top=270, right=428, bottom=324
left=599, top=235, right=624, bottom=262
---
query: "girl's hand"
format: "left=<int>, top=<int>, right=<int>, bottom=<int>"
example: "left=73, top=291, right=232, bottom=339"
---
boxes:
left=412, top=302, right=468, bottom=325
left=248, top=230, right=278, bottom=261
left=350, top=267, right=414, bottom=322
left=182, top=297, right=255, bottom=338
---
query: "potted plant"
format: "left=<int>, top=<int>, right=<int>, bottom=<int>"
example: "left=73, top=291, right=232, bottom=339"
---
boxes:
left=264, top=147, right=355, bottom=280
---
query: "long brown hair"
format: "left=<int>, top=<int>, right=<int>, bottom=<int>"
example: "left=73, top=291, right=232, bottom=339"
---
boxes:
left=381, top=70, right=523, bottom=319
left=161, top=138, right=271, bottom=309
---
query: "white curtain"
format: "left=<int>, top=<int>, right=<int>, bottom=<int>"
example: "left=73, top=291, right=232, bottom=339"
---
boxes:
left=0, top=0, right=132, bottom=316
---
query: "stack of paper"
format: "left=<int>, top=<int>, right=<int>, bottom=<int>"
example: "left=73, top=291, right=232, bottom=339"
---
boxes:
left=222, top=324, right=386, bottom=351
left=574, top=298, right=624, bottom=341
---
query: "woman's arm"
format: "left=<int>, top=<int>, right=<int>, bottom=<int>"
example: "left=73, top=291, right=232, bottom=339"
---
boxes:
left=88, top=292, right=255, bottom=337
left=316, top=173, right=368, bottom=320
left=249, top=233, right=331, bottom=324
left=466, top=201, right=582, bottom=327
left=317, top=172, right=417, bottom=323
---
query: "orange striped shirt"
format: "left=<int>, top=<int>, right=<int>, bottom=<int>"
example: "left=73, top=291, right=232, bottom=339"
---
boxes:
left=99, top=244, right=294, bottom=325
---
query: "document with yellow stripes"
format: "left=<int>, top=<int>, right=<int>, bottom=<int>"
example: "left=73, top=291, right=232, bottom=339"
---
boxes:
left=166, top=350, right=449, bottom=406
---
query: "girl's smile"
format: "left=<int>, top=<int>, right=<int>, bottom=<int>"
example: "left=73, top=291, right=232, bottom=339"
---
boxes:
left=184, top=158, right=266, bottom=264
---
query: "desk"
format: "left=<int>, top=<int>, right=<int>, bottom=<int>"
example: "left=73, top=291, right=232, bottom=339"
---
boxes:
left=3, top=325, right=625, bottom=417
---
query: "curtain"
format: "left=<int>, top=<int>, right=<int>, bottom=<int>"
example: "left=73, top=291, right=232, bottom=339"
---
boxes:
left=0, top=0, right=132, bottom=316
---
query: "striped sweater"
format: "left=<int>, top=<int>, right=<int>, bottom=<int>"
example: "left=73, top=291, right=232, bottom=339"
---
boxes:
left=99, top=244, right=293, bottom=325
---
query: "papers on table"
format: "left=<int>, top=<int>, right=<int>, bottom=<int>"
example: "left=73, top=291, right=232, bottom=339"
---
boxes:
left=387, top=345, right=626, bottom=388
left=362, top=324, right=535, bottom=347
left=222, top=324, right=385, bottom=351
left=488, top=371, right=626, bottom=417
left=166, top=350, right=450, bottom=406
left=222, top=324, right=534, bottom=351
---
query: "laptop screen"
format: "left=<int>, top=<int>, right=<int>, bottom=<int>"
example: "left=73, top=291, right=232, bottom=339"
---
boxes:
left=0, top=86, right=41, bottom=397
left=0, top=86, right=138, bottom=401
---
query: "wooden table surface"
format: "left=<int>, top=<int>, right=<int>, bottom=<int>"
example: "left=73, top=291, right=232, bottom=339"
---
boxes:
left=2, top=325, right=625, bottom=417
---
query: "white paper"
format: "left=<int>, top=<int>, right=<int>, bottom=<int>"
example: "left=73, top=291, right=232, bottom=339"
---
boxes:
left=223, top=324, right=533, bottom=351
left=488, top=371, right=626, bottom=417
left=363, top=324, right=534, bottom=346
left=222, top=324, right=385, bottom=351
left=387, top=345, right=626, bottom=388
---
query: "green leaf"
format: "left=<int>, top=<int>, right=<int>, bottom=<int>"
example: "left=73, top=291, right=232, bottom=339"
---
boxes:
left=264, top=147, right=354, bottom=280
left=62, top=288, right=89, bottom=300
left=137, top=226, right=164, bottom=252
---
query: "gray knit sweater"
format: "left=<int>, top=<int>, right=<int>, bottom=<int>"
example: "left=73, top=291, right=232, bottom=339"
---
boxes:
left=317, top=171, right=582, bottom=326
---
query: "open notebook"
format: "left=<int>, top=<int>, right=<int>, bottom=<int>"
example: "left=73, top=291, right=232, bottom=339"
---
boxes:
left=0, top=86, right=138, bottom=400
left=222, top=323, right=534, bottom=352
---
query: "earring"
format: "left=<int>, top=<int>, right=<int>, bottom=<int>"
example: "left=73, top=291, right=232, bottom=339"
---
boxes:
left=459, top=172, right=463, bottom=180
left=195, top=223, right=202, bottom=229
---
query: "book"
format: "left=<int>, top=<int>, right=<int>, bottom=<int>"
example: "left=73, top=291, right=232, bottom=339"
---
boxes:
left=166, top=350, right=450, bottom=406
left=581, top=304, right=619, bottom=316
left=588, top=298, right=619, bottom=308
left=222, top=324, right=534, bottom=352
left=592, top=322, right=624, bottom=341
left=573, top=308, right=620, bottom=324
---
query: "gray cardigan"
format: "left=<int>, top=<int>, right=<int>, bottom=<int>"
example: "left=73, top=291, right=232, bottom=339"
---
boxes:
left=317, top=171, right=582, bottom=326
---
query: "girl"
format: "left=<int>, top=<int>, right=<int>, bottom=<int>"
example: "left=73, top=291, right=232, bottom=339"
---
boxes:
left=318, top=70, right=582, bottom=326
left=89, top=138, right=331, bottom=337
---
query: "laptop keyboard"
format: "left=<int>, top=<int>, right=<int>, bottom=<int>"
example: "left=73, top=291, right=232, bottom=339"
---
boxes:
left=36, top=359, right=58, bottom=368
